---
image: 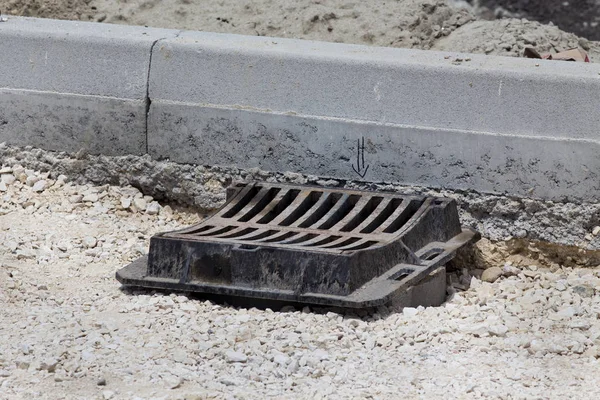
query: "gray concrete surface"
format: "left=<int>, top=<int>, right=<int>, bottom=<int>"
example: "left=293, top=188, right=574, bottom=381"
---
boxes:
left=0, top=89, right=147, bottom=155
left=149, top=30, right=600, bottom=202
left=1, top=17, right=600, bottom=202
left=149, top=104, right=600, bottom=202
left=0, top=17, right=178, bottom=154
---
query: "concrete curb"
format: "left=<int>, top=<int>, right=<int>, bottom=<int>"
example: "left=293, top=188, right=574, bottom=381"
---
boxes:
left=0, top=17, right=179, bottom=155
left=2, top=17, right=600, bottom=201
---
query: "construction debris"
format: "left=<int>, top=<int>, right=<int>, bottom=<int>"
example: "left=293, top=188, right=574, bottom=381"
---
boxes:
left=524, top=47, right=590, bottom=62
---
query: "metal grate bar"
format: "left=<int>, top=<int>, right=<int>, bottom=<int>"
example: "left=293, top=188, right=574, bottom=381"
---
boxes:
left=330, top=196, right=374, bottom=231
left=236, top=187, right=279, bottom=222
left=254, top=189, right=301, bottom=224
left=289, top=192, right=335, bottom=227
left=348, top=197, right=393, bottom=233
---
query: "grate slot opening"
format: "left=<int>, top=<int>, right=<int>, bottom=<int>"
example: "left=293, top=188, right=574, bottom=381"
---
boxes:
left=340, top=196, right=383, bottom=232
left=240, top=230, right=279, bottom=241
left=186, top=225, right=215, bottom=235
left=222, top=185, right=262, bottom=218
left=317, top=195, right=361, bottom=230
left=298, top=193, right=343, bottom=228
left=383, top=200, right=424, bottom=233
left=304, top=236, right=342, bottom=247
left=392, top=268, right=415, bottom=281
left=256, top=189, right=301, bottom=224
left=197, top=226, right=237, bottom=237
left=279, top=191, right=324, bottom=226
left=323, top=237, right=360, bottom=249
left=285, top=233, right=318, bottom=244
left=423, top=249, right=443, bottom=261
left=343, top=240, right=379, bottom=251
left=220, top=227, right=257, bottom=238
left=360, top=199, right=402, bottom=233
left=238, top=188, right=281, bottom=222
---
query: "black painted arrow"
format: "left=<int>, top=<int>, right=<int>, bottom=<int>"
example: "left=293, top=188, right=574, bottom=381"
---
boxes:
left=351, top=137, right=370, bottom=178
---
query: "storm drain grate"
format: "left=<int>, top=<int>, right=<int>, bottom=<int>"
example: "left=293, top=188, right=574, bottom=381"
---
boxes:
left=117, top=182, right=480, bottom=308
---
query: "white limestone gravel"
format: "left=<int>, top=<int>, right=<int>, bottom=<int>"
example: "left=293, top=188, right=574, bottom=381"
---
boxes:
left=1, top=164, right=600, bottom=399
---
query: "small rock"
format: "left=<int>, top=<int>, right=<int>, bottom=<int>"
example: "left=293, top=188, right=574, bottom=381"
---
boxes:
left=172, top=348, right=187, bottom=363
left=520, top=33, right=537, bottom=45
left=161, top=205, right=173, bottom=216
left=97, top=377, right=107, bottom=386
left=0, top=370, right=10, bottom=377
left=528, top=339, right=546, bottom=354
left=5, top=241, right=18, bottom=252
left=481, top=267, right=503, bottom=283
left=164, top=375, right=183, bottom=389
left=573, top=284, right=595, bottom=298
left=39, top=358, right=59, bottom=373
left=556, top=280, right=568, bottom=291
left=225, top=350, right=247, bottom=363
left=0, top=182, right=6, bottom=192
left=102, top=390, right=115, bottom=400
left=556, top=306, right=576, bottom=319
left=488, top=325, right=508, bottom=337
left=220, top=377, right=236, bottom=386
left=32, top=180, right=47, bottom=192
left=569, top=320, right=591, bottom=330
left=402, top=307, right=419, bottom=317
left=132, top=197, right=147, bottom=212
left=69, top=194, right=83, bottom=204
left=273, top=354, right=291, bottom=366
left=16, top=249, right=36, bottom=259
left=583, top=346, right=599, bottom=358
left=120, top=197, right=132, bottom=209
left=83, top=236, right=97, bottom=249
left=1, top=174, right=15, bottom=185
left=26, top=175, right=39, bottom=186
left=146, top=201, right=161, bottom=215
left=593, top=226, right=600, bottom=236
left=82, top=193, right=99, bottom=203
left=502, top=265, right=520, bottom=277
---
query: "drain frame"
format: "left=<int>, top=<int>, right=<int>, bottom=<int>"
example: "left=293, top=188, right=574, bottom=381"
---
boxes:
left=117, top=182, right=480, bottom=308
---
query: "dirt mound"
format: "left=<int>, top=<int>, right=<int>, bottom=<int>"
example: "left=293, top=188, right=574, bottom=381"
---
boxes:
left=94, top=0, right=473, bottom=50
left=4, top=0, right=600, bottom=61
left=3, top=0, right=95, bottom=21
left=433, top=17, right=600, bottom=61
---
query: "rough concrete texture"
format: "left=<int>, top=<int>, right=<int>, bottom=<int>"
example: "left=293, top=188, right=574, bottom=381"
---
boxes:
left=0, top=17, right=179, bottom=155
left=0, top=90, right=147, bottom=155
left=2, top=144, right=600, bottom=256
left=149, top=104, right=600, bottom=202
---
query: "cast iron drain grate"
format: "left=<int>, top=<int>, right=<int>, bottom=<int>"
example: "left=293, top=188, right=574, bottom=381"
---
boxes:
left=117, top=182, right=479, bottom=308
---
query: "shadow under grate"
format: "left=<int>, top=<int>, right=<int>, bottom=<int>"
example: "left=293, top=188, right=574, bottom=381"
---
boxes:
left=116, top=182, right=480, bottom=309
